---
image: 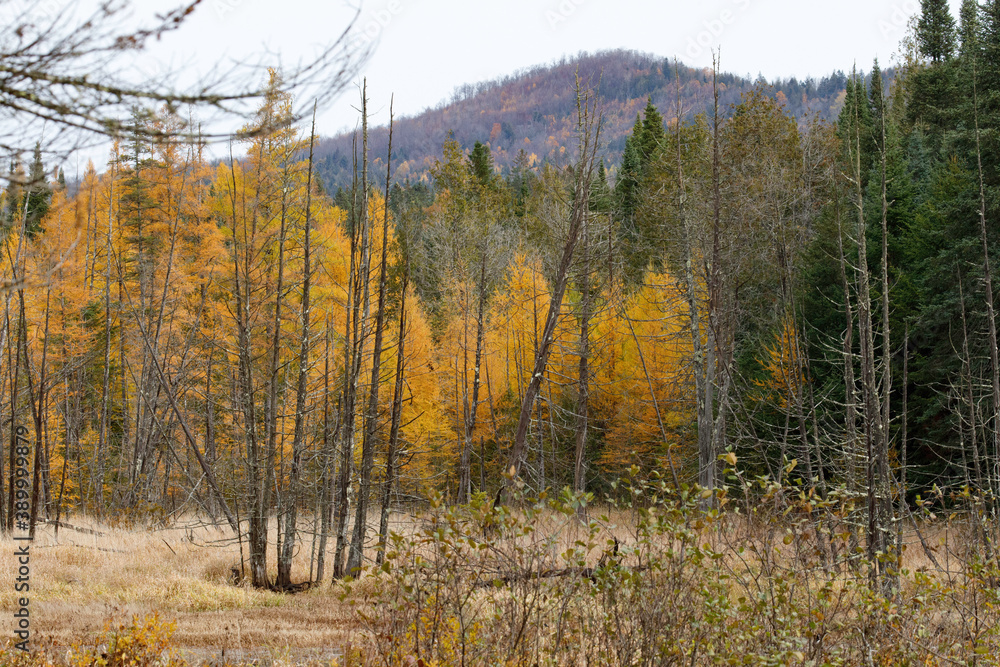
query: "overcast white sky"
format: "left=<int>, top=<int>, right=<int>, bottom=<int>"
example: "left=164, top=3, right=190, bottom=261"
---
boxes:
left=78, top=0, right=962, bottom=165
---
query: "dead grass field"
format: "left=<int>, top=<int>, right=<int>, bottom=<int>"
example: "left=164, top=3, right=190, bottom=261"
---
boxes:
left=1, top=515, right=373, bottom=664
left=1, top=502, right=995, bottom=666
left=0, top=506, right=645, bottom=658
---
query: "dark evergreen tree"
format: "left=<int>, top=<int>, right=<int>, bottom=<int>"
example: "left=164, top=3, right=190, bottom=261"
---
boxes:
left=24, top=143, right=51, bottom=236
left=977, top=0, right=1000, bottom=217
left=3, top=158, right=24, bottom=229
left=959, top=0, right=981, bottom=56
left=838, top=72, right=875, bottom=183
left=637, top=97, right=665, bottom=170
left=917, top=0, right=958, bottom=62
left=590, top=159, right=612, bottom=213
left=615, top=117, right=642, bottom=222
left=468, top=140, right=495, bottom=187
left=614, top=128, right=643, bottom=282
left=508, top=148, right=536, bottom=218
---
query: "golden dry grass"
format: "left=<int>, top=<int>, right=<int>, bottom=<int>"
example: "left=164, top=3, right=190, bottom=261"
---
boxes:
left=1, top=515, right=361, bottom=659
left=0, top=505, right=630, bottom=656
left=1, top=504, right=990, bottom=665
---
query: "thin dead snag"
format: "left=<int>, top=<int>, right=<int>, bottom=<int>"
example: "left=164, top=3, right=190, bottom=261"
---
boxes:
left=506, top=77, right=601, bottom=491
left=348, top=97, right=394, bottom=576
left=334, top=81, right=373, bottom=579
left=277, top=103, right=318, bottom=590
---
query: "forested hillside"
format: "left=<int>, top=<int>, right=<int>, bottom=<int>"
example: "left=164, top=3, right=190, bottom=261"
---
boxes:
left=313, top=49, right=850, bottom=189
left=2, top=0, right=1000, bottom=609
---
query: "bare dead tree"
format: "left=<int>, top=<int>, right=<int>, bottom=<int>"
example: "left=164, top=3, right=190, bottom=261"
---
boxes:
left=972, top=62, right=1000, bottom=529
left=0, top=0, right=369, bottom=177
left=334, top=82, right=372, bottom=579
left=506, top=76, right=601, bottom=489
left=315, top=318, right=333, bottom=582
left=347, top=97, right=394, bottom=576
left=276, top=103, right=318, bottom=590
left=377, top=253, right=409, bottom=567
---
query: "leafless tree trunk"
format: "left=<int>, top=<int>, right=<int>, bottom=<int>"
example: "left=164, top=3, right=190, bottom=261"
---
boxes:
left=701, top=55, right=723, bottom=497
left=846, top=70, right=886, bottom=587
left=573, top=201, right=591, bottom=504
left=347, top=97, right=393, bottom=576
left=277, top=105, right=318, bottom=590
left=266, top=151, right=290, bottom=573
left=97, top=166, right=115, bottom=517
left=506, top=79, right=600, bottom=488
left=459, top=249, right=487, bottom=505
left=334, top=82, right=373, bottom=578
left=227, top=142, right=270, bottom=588
left=972, top=64, right=1000, bottom=524
left=377, top=268, right=408, bottom=566
left=316, top=320, right=333, bottom=582
left=835, top=197, right=860, bottom=497
left=26, top=285, right=51, bottom=538
left=875, top=80, right=896, bottom=587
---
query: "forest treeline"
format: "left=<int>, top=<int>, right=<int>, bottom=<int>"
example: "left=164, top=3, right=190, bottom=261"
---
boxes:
left=1, top=0, right=999, bottom=591
left=312, top=49, right=850, bottom=189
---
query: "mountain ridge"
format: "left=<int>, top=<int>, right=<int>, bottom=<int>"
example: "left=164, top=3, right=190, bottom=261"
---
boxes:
left=313, top=49, right=850, bottom=190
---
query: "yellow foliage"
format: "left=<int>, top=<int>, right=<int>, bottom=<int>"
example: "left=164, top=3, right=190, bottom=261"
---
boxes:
left=596, top=272, right=696, bottom=476
left=755, top=316, right=807, bottom=410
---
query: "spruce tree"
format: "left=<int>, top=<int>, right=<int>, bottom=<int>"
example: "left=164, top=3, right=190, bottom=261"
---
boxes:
left=838, top=73, right=874, bottom=182
left=509, top=148, right=534, bottom=218
left=24, top=143, right=50, bottom=236
left=978, top=0, right=1000, bottom=197
left=869, top=60, right=887, bottom=157
left=615, top=131, right=643, bottom=282
left=637, top=97, right=665, bottom=170
left=917, top=0, right=958, bottom=62
left=468, top=140, right=494, bottom=187
left=980, top=0, right=1000, bottom=91
left=3, top=158, right=23, bottom=229
left=959, top=0, right=981, bottom=56
left=590, top=159, right=612, bottom=213
left=615, top=127, right=641, bottom=225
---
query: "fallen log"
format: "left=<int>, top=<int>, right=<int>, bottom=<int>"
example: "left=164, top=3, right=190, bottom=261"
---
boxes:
left=43, top=520, right=107, bottom=537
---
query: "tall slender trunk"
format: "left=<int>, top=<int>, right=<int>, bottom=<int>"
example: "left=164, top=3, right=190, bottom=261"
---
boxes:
left=701, top=55, right=722, bottom=497
left=674, top=59, right=708, bottom=495
left=332, top=180, right=358, bottom=579
left=348, top=99, right=394, bottom=575
left=228, top=144, right=269, bottom=588
left=574, top=204, right=591, bottom=503
left=277, top=107, right=318, bottom=590
left=335, top=83, right=372, bottom=578
left=26, top=286, right=51, bottom=538
left=876, top=85, right=895, bottom=586
left=98, top=168, right=115, bottom=516
left=835, top=196, right=860, bottom=496
left=972, top=64, right=1000, bottom=524
left=459, top=250, right=487, bottom=504
left=377, top=271, right=408, bottom=566
left=507, top=80, right=599, bottom=488
left=848, top=70, right=884, bottom=584
left=316, top=320, right=333, bottom=582
left=267, top=162, right=290, bottom=572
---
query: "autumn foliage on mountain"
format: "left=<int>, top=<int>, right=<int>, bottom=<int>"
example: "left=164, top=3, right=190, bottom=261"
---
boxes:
left=313, top=50, right=850, bottom=189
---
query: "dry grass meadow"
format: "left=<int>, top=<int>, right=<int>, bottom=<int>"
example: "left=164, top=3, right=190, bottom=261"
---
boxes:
left=2, top=485, right=999, bottom=666
left=1, top=514, right=375, bottom=665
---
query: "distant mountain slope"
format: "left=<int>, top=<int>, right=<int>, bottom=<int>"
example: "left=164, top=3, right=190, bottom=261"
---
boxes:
left=314, top=50, right=848, bottom=190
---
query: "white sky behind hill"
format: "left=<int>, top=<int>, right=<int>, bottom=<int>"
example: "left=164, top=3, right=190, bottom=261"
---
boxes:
left=60, top=0, right=965, bottom=169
